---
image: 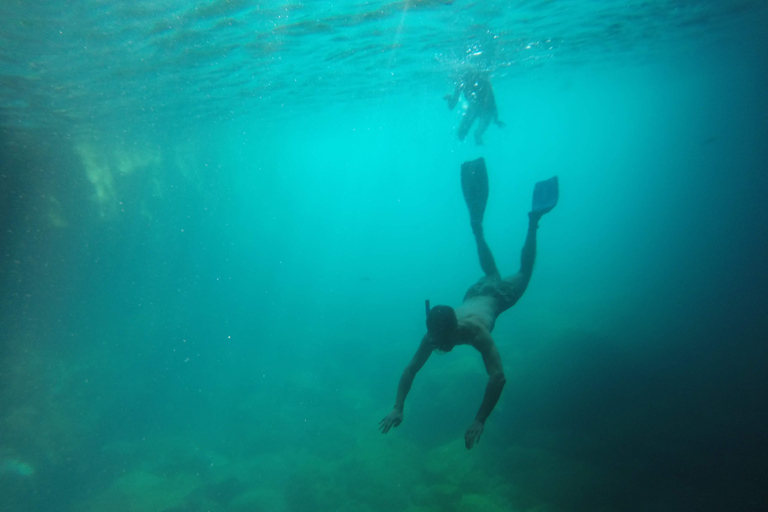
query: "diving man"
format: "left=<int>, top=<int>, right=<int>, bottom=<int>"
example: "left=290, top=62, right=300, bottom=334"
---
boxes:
left=444, top=71, right=505, bottom=145
left=379, top=158, right=558, bottom=449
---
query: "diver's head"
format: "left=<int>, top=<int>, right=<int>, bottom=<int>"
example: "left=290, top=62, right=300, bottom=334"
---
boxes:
left=426, top=305, right=458, bottom=352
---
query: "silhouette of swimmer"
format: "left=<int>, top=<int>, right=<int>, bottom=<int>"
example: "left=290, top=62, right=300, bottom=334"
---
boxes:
left=379, top=158, right=558, bottom=449
left=444, top=71, right=505, bottom=145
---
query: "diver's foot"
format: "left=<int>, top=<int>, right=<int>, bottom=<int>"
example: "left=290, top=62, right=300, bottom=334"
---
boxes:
left=531, top=176, right=559, bottom=217
left=461, top=158, right=489, bottom=227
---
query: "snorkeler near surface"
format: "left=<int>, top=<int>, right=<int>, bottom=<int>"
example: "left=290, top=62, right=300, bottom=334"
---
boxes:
left=379, top=158, right=558, bottom=449
left=444, top=71, right=505, bottom=145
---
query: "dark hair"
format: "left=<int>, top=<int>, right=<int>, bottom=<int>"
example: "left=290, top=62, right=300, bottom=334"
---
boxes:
left=426, top=305, right=458, bottom=337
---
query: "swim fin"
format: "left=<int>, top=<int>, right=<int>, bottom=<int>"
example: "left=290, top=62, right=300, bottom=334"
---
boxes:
left=461, top=158, right=489, bottom=227
left=531, top=176, right=559, bottom=216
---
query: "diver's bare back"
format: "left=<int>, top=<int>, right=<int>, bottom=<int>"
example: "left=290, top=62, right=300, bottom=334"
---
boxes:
left=455, top=272, right=529, bottom=337
left=454, top=296, right=499, bottom=339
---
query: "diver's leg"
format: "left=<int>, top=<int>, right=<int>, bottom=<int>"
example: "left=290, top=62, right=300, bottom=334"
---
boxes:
left=520, top=177, right=558, bottom=275
left=460, top=158, right=500, bottom=278
left=500, top=180, right=559, bottom=304
left=473, top=226, right=501, bottom=279
left=474, top=114, right=492, bottom=145
left=497, top=214, right=538, bottom=306
left=457, top=107, right=477, bottom=141
left=519, top=213, right=539, bottom=276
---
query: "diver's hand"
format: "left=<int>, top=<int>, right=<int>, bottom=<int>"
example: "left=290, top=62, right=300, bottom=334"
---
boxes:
left=379, top=409, right=403, bottom=434
left=464, top=419, right=484, bottom=449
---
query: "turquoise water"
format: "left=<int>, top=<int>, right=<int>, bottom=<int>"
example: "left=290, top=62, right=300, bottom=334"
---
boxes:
left=1, top=1, right=767, bottom=511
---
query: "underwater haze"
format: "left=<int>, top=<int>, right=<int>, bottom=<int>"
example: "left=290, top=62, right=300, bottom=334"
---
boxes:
left=1, top=1, right=767, bottom=511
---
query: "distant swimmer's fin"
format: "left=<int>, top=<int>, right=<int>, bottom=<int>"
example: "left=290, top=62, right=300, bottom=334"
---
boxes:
left=531, top=176, right=559, bottom=216
left=461, top=158, right=489, bottom=227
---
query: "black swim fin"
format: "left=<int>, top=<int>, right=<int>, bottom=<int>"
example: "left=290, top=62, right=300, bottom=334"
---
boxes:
left=461, top=158, right=489, bottom=227
left=531, top=176, right=559, bottom=216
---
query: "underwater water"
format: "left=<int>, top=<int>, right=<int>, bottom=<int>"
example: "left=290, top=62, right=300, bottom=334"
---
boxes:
left=1, top=0, right=767, bottom=511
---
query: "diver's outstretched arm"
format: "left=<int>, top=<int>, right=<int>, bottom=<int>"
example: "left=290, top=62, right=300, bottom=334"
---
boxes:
left=465, top=330, right=506, bottom=450
left=379, top=335, right=432, bottom=434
